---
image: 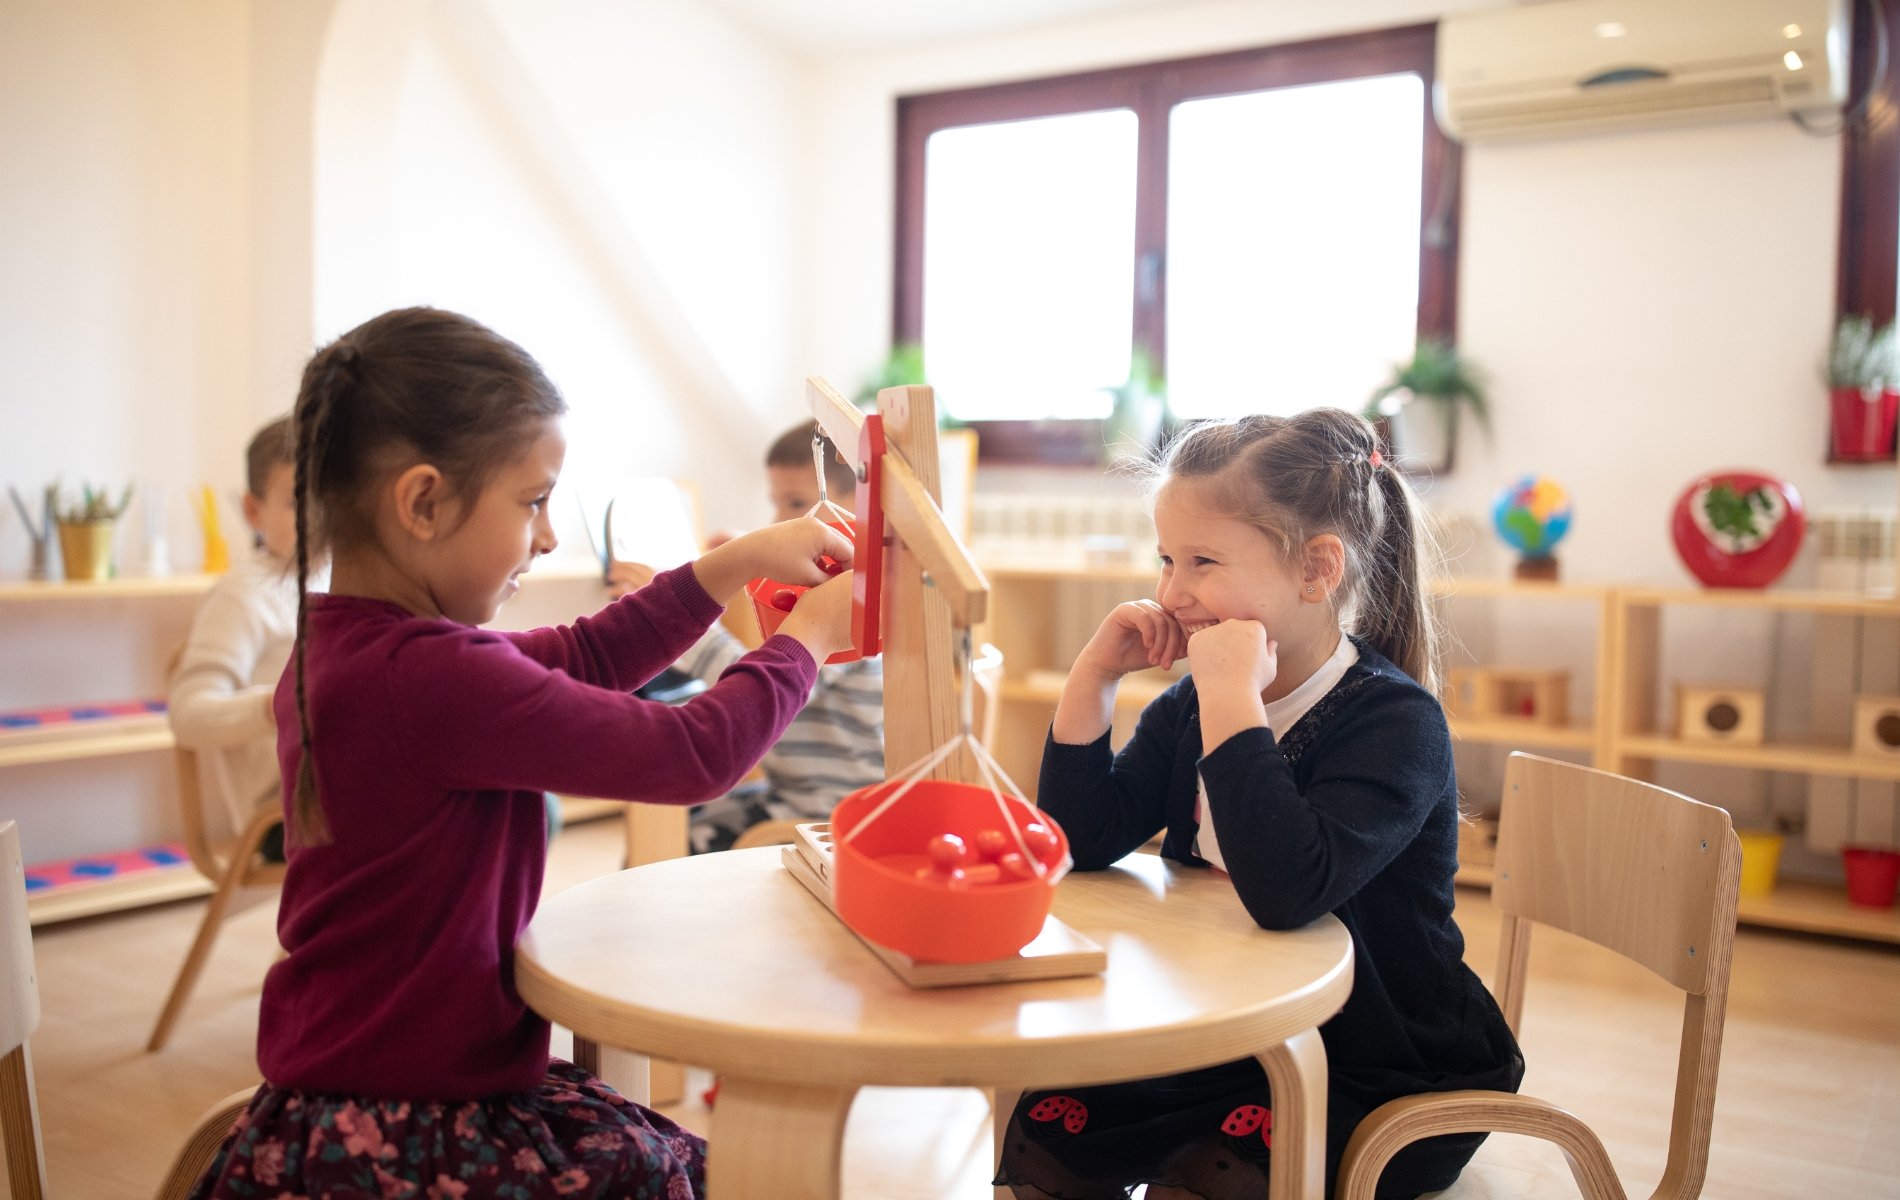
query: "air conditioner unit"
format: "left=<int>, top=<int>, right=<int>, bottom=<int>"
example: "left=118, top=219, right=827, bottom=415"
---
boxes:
left=1436, top=0, right=1849, bottom=141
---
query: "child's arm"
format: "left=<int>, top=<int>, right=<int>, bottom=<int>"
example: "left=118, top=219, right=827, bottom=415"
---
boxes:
left=1198, top=687, right=1450, bottom=930
left=509, top=519, right=849, bottom=691
left=168, top=582, right=277, bottom=749
left=396, top=626, right=817, bottom=806
left=1036, top=679, right=1192, bottom=870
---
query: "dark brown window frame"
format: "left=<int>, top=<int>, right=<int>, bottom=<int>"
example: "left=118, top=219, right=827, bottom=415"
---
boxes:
left=894, top=23, right=1460, bottom=465
left=1838, top=0, right=1900, bottom=326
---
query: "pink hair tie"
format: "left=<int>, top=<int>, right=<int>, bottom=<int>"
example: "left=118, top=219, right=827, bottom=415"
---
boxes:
left=1369, top=450, right=1384, bottom=469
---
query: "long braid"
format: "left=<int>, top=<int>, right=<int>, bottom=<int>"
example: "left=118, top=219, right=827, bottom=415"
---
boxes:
left=289, top=345, right=351, bottom=847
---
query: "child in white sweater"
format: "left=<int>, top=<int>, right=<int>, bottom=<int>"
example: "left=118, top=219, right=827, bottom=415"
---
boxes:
left=168, top=416, right=310, bottom=858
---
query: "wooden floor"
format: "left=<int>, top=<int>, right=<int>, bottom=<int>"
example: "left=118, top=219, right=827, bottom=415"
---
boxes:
left=13, top=815, right=1900, bottom=1199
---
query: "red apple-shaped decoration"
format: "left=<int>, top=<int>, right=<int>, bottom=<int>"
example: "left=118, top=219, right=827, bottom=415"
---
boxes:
left=1669, top=470, right=1804, bottom=589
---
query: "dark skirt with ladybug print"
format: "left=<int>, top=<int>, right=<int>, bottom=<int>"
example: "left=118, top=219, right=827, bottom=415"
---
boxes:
left=993, top=1057, right=1492, bottom=1200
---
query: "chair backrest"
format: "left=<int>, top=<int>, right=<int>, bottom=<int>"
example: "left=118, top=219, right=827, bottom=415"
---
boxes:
left=0, top=820, right=49, bottom=1198
left=1494, top=752, right=1740, bottom=996
left=1492, top=752, right=1742, bottom=1200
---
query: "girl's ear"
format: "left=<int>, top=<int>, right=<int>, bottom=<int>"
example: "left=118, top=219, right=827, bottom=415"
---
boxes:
left=1302, top=533, right=1346, bottom=601
left=390, top=464, right=449, bottom=541
left=240, top=491, right=266, bottom=535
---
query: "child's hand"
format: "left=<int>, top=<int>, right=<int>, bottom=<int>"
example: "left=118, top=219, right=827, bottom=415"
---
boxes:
left=1076, top=600, right=1189, bottom=682
left=606, top=560, right=657, bottom=599
left=776, top=572, right=856, bottom=662
left=1187, top=620, right=1277, bottom=699
left=691, top=517, right=854, bottom=604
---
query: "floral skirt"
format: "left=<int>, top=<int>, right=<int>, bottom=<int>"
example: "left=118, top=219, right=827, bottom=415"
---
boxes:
left=188, top=1058, right=705, bottom=1199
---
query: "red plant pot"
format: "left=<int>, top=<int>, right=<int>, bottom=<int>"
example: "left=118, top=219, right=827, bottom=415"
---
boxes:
left=1842, top=846, right=1900, bottom=909
left=1669, top=471, right=1805, bottom=589
left=1829, top=387, right=1899, bottom=462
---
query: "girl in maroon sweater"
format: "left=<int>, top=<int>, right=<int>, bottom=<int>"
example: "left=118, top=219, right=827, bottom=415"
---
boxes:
left=188, top=307, right=854, bottom=1200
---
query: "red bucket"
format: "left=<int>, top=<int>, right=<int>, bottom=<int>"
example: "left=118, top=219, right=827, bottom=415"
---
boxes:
left=831, top=779, right=1070, bottom=963
left=746, top=519, right=859, bottom=665
left=1842, top=846, right=1900, bottom=909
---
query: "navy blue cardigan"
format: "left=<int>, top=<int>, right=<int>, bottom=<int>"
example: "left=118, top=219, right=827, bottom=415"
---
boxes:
left=1038, top=641, right=1523, bottom=1195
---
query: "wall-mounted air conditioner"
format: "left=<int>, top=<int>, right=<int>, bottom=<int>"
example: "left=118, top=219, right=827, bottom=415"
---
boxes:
left=1436, top=0, right=1849, bottom=141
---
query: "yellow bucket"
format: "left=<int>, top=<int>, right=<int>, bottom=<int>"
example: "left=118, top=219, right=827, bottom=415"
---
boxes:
left=1736, top=831, right=1783, bottom=897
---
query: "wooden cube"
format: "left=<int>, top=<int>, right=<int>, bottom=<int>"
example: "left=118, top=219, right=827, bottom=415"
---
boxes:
left=1852, top=694, right=1900, bottom=757
left=1676, top=685, right=1764, bottom=745
left=1491, top=670, right=1569, bottom=726
left=1445, top=667, right=1568, bottom=726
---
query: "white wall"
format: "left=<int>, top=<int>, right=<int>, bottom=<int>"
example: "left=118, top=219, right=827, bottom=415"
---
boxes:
left=805, top=0, right=1892, bottom=583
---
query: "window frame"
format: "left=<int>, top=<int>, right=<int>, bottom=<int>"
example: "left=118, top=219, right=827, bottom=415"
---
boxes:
left=893, top=23, right=1460, bottom=463
left=1837, top=0, right=1900, bottom=327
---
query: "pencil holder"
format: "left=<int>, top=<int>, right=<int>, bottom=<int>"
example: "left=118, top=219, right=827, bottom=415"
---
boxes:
left=832, top=769, right=1070, bottom=964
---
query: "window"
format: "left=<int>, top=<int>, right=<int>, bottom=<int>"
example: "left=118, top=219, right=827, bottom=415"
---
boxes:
left=895, top=24, right=1459, bottom=459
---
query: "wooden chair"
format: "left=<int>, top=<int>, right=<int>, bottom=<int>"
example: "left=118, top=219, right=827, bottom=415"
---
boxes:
left=147, top=651, right=289, bottom=1051
left=1334, top=752, right=1743, bottom=1200
left=0, top=819, right=252, bottom=1198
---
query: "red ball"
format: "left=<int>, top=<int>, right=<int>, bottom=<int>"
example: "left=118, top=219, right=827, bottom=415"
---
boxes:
left=1021, top=823, right=1058, bottom=862
left=974, top=829, right=1010, bottom=861
left=770, top=588, right=800, bottom=612
left=926, top=833, right=969, bottom=871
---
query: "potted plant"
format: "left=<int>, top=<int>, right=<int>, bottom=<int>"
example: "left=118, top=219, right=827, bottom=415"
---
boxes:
left=1365, top=339, right=1490, bottom=474
left=856, top=343, right=928, bottom=407
left=1101, top=350, right=1169, bottom=463
left=54, top=482, right=133, bottom=581
left=1826, top=314, right=1898, bottom=462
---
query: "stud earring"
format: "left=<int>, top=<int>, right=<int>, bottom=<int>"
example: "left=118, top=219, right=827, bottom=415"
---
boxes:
left=1305, top=585, right=1316, bottom=594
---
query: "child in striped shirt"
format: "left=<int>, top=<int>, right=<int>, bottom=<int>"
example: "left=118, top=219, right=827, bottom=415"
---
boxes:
left=610, top=423, right=885, bottom=851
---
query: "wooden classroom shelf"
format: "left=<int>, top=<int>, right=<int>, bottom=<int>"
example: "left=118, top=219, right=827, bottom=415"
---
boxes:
left=0, top=574, right=217, bottom=602
left=1614, top=734, right=1900, bottom=782
left=1449, top=717, right=1598, bottom=752
left=0, top=713, right=175, bottom=769
left=25, top=863, right=213, bottom=927
left=1731, top=880, right=1900, bottom=945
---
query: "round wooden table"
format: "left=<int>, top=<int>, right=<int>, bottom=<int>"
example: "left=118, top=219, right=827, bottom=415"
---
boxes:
left=517, top=847, right=1354, bottom=1199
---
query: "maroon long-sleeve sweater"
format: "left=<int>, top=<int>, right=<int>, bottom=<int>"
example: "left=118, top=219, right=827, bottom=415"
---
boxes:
left=261, top=565, right=817, bottom=1100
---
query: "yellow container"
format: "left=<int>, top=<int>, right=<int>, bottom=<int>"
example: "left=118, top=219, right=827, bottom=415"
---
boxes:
left=56, top=519, right=116, bottom=581
left=1736, top=831, right=1783, bottom=897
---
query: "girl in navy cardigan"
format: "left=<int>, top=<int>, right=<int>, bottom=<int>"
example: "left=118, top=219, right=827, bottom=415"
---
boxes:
left=187, top=308, right=855, bottom=1200
left=996, top=409, right=1522, bottom=1200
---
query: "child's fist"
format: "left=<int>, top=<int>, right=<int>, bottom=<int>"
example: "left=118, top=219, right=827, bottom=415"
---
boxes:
left=1077, top=600, right=1188, bottom=681
left=1186, top=620, right=1277, bottom=698
left=777, top=572, right=856, bottom=662
left=692, top=517, right=853, bottom=603
left=606, top=559, right=657, bottom=599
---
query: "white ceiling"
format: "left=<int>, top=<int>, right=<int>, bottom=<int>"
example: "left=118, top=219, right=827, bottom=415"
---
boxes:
left=701, top=0, right=1199, bottom=57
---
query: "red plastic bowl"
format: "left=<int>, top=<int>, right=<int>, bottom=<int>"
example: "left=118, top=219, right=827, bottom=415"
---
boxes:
left=831, top=779, right=1070, bottom=963
left=747, top=520, right=860, bottom=664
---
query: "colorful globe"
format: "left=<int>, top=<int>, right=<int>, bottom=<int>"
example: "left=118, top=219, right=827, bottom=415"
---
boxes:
left=1491, top=475, right=1572, bottom=560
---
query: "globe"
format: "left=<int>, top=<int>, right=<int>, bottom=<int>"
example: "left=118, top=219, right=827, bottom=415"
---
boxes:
left=1492, top=475, right=1572, bottom=560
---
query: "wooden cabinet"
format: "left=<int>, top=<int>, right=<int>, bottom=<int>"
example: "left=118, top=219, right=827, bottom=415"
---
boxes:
left=0, top=575, right=218, bottom=923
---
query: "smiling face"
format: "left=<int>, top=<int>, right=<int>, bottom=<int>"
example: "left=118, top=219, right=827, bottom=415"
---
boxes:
left=1152, top=476, right=1315, bottom=643
left=424, top=420, right=566, bottom=625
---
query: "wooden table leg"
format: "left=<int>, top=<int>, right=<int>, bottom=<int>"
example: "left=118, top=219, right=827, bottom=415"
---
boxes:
left=1258, top=1029, right=1329, bottom=1200
left=570, top=1035, right=601, bottom=1077
left=707, top=1077, right=855, bottom=1199
left=992, top=1087, right=1022, bottom=1200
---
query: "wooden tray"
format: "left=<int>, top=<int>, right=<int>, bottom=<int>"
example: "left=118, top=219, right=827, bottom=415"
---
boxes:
left=781, top=822, right=1105, bottom=988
